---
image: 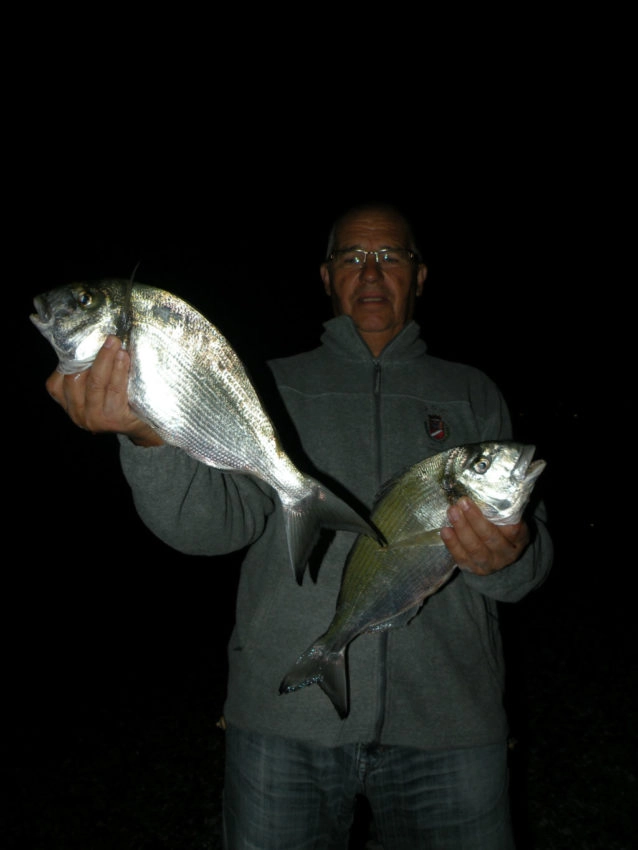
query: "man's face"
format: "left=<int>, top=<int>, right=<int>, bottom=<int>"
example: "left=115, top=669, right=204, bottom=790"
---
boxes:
left=320, top=209, right=427, bottom=356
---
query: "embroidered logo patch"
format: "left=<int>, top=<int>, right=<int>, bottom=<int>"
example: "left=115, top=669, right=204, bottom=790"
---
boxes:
left=426, top=414, right=449, bottom=442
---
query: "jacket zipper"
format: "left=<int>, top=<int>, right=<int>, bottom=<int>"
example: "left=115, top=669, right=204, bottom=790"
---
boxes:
left=372, top=359, right=388, bottom=742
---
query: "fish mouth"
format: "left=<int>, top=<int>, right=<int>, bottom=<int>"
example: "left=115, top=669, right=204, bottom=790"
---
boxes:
left=513, top=445, right=546, bottom=484
left=30, top=295, right=52, bottom=328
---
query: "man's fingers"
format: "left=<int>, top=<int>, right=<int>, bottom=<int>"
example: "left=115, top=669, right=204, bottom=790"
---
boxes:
left=81, top=339, right=131, bottom=430
left=45, top=369, right=65, bottom=404
left=442, top=497, right=530, bottom=575
left=103, top=345, right=132, bottom=417
left=43, top=336, right=132, bottom=433
left=41, top=335, right=152, bottom=440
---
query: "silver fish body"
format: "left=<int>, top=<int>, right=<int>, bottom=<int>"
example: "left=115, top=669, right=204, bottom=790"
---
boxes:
left=30, top=279, right=381, bottom=580
left=279, top=440, right=546, bottom=717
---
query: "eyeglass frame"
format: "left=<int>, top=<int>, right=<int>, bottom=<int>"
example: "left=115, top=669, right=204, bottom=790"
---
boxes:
left=327, top=247, right=420, bottom=267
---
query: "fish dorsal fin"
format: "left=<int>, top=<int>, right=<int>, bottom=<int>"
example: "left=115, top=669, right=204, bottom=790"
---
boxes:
left=115, top=263, right=140, bottom=346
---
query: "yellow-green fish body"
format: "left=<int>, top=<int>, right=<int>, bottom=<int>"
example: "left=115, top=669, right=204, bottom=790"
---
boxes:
left=280, top=441, right=546, bottom=717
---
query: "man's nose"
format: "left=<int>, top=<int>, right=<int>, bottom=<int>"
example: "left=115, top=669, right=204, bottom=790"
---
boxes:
left=360, top=253, right=382, bottom=276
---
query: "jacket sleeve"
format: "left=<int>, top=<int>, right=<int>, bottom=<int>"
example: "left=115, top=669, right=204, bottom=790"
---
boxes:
left=118, top=436, right=276, bottom=555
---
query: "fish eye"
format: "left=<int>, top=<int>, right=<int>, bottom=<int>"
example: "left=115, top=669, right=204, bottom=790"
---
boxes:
left=473, top=456, right=491, bottom=474
left=77, top=290, right=93, bottom=307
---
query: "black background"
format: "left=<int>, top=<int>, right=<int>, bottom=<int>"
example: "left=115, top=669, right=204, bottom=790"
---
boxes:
left=4, top=31, right=632, bottom=846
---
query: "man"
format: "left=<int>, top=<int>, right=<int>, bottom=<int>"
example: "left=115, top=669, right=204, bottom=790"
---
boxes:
left=46, top=202, right=553, bottom=849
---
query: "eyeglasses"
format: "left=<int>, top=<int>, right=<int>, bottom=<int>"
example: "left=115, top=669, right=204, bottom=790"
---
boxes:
left=328, top=248, right=418, bottom=269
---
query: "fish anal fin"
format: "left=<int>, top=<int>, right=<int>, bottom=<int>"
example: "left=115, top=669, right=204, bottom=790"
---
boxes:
left=368, top=604, right=423, bottom=632
left=364, top=564, right=459, bottom=634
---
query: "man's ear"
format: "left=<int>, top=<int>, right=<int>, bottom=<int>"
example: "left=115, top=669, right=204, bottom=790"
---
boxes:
left=320, top=263, right=331, bottom=295
left=416, top=264, right=427, bottom=296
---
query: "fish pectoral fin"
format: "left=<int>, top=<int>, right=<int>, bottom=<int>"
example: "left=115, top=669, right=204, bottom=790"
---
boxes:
left=390, top=528, right=447, bottom=548
left=279, top=642, right=349, bottom=719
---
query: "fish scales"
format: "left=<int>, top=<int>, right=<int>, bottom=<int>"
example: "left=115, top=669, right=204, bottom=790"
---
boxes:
left=128, top=289, right=273, bottom=469
left=30, top=279, right=383, bottom=581
left=280, top=441, right=546, bottom=717
left=132, top=317, right=265, bottom=469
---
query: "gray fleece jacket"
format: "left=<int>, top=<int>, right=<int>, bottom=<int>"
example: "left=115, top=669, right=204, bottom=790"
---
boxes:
left=119, top=315, right=553, bottom=749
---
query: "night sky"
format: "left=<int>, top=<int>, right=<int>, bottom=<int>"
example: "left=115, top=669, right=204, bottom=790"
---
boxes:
left=4, top=20, right=631, bottom=842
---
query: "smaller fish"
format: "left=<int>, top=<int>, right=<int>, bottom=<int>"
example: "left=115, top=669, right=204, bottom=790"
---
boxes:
left=280, top=441, right=546, bottom=717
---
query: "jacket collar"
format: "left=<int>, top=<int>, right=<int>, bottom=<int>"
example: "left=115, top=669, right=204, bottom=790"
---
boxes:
left=320, top=315, right=428, bottom=362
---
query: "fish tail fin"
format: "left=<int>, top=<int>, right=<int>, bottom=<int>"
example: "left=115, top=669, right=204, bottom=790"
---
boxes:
left=284, top=481, right=384, bottom=584
left=279, top=643, right=349, bottom=718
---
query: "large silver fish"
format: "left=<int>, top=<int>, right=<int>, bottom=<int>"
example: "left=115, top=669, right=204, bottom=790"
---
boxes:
left=30, top=279, right=382, bottom=581
left=280, top=440, right=546, bottom=717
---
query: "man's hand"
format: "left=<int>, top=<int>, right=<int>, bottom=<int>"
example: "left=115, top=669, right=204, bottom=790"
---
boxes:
left=45, top=335, right=163, bottom=447
left=440, top=497, right=530, bottom=575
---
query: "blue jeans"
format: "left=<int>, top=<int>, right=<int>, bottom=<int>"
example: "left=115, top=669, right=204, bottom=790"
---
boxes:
left=222, top=725, right=515, bottom=850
